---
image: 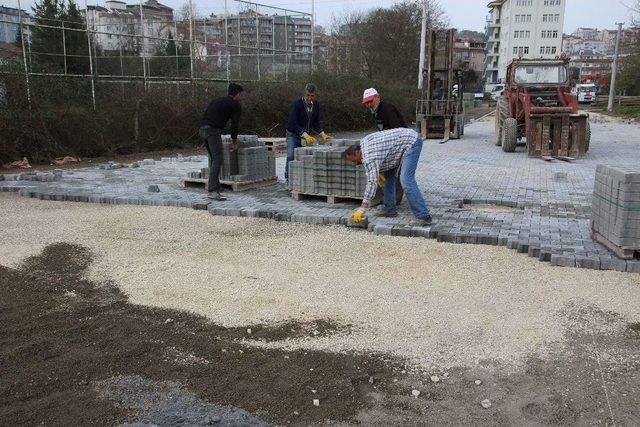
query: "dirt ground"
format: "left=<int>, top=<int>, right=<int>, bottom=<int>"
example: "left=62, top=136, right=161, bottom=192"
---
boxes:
left=1, top=195, right=640, bottom=425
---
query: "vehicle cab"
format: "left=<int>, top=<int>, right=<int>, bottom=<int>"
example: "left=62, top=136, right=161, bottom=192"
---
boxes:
left=572, top=83, right=597, bottom=103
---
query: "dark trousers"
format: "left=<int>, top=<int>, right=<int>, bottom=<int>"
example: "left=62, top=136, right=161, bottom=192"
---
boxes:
left=199, top=126, right=222, bottom=192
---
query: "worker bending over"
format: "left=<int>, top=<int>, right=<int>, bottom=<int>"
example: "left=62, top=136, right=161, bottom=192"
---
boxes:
left=361, top=87, right=408, bottom=130
left=285, top=83, right=332, bottom=182
left=346, top=128, right=432, bottom=226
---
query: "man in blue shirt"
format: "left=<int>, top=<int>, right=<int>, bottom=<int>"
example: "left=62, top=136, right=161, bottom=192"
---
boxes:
left=285, top=83, right=332, bottom=182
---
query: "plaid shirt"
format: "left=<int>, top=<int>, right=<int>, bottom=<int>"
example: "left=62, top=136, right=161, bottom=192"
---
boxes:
left=360, top=127, right=420, bottom=204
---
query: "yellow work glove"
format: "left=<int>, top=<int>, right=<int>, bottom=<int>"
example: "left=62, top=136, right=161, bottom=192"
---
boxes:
left=319, top=131, right=332, bottom=142
left=377, top=173, right=386, bottom=189
left=350, top=207, right=366, bottom=224
left=301, top=132, right=315, bottom=146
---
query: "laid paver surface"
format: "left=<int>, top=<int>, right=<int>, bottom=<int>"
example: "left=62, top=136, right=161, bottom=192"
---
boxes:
left=1, top=115, right=639, bottom=272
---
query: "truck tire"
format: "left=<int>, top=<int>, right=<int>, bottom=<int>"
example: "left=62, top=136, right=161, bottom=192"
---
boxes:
left=585, top=121, right=591, bottom=152
left=502, top=118, right=518, bottom=152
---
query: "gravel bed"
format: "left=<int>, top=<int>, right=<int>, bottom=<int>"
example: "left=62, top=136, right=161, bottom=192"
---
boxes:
left=1, top=193, right=639, bottom=371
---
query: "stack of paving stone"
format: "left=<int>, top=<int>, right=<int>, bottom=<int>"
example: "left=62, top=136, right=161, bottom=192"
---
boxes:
left=194, top=135, right=276, bottom=183
left=288, top=139, right=367, bottom=198
left=592, top=164, right=640, bottom=254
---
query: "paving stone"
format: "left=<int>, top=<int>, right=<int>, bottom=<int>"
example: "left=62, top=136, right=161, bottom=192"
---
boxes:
left=550, top=254, right=576, bottom=268
left=600, top=257, right=628, bottom=272
left=626, top=260, right=640, bottom=273
left=2, top=121, right=640, bottom=273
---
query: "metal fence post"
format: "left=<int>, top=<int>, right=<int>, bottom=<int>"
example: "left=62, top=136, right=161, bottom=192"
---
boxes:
left=16, top=0, right=32, bottom=109
left=84, top=0, right=97, bottom=109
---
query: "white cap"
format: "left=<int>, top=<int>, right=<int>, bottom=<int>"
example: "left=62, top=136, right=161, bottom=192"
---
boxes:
left=362, top=88, right=378, bottom=104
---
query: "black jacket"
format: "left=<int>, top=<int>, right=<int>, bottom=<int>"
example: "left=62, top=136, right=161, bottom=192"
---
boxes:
left=374, top=100, right=407, bottom=130
left=200, top=96, right=242, bottom=140
left=287, top=97, right=322, bottom=136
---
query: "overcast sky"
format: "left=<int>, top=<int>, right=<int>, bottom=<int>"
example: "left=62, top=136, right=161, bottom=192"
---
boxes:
left=11, top=0, right=635, bottom=33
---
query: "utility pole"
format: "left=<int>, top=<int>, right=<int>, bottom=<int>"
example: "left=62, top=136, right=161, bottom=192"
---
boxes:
left=417, top=0, right=427, bottom=92
left=311, top=0, right=315, bottom=71
left=607, top=22, right=624, bottom=112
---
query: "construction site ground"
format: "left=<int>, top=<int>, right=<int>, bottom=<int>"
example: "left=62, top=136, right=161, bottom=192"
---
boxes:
left=1, top=113, right=640, bottom=425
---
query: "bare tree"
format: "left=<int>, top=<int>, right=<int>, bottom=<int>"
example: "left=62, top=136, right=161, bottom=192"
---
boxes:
left=327, top=0, right=447, bottom=83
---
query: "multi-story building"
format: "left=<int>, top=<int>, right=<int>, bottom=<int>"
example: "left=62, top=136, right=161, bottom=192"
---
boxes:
left=292, top=17, right=311, bottom=54
left=483, top=0, right=565, bottom=92
left=85, top=0, right=173, bottom=56
left=0, top=5, right=31, bottom=45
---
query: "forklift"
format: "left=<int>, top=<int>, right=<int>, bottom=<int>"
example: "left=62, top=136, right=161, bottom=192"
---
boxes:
left=416, top=29, right=464, bottom=143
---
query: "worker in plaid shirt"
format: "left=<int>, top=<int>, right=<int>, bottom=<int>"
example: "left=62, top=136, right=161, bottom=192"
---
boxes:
left=345, top=127, right=432, bottom=226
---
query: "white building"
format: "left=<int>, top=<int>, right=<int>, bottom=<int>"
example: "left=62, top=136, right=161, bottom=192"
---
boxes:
left=484, top=0, right=565, bottom=91
left=85, top=0, right=173, bottom=56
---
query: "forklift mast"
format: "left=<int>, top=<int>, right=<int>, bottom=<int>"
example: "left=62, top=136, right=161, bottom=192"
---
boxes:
left=416, top=28, right=464, bottom=142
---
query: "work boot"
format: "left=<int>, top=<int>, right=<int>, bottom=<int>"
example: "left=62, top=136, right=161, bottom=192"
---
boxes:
left=377, top=210, right=398, bottom=218
left=409, top=215, right=433, bottom=227
left=207, top=191, right=227, bottom=201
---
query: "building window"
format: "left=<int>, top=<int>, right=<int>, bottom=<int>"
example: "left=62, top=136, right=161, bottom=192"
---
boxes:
left=524, top=46, right=529, bottom=54
left=540, top=46, right=545, bottom=54
left=551, top=46, right=556, bottom=54
left=542, top=14, right=548, bottom=22
left=513, top=47, right=518, bottom=54
left=514, top=30, right=518, bottom=38
left=515, top=15, right=520, bottom=23
left=542, top=31, right=546, bottom=38
left=553, top=30, right=558, bottom=38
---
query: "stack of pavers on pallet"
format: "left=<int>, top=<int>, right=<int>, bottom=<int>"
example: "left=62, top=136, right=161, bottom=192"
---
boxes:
left=592, top=164, right=640, bottom=258
left=288, top=139, right=367, bottom=199
left=188, top=134, right=276, bottom=182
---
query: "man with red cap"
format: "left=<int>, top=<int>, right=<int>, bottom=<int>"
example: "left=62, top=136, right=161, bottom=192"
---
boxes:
left=361, top=87, right=407, bottom=131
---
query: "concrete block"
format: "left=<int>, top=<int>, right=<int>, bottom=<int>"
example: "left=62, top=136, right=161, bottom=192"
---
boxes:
left=626, top=260, right=640, bottom=273
left=599, top=257, right=627, bottom=272
left=550, top=254, right=576, bottom=267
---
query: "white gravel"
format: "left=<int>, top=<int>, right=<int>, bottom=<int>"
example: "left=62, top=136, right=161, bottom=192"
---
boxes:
left=1, top=193, right=639, bottom=371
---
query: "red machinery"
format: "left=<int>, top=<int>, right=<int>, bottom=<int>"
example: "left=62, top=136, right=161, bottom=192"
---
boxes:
left=495, top=58, right=591, bottom=158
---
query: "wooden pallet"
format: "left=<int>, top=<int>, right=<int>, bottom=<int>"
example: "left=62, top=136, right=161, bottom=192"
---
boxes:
left=592, top=230, right=640, bottom=260
left=180, top=176, right=277, bottom=192
left=291, top=191, right=382, bottom=206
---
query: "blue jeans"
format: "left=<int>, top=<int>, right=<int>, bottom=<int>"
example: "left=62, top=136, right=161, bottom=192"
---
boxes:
left=383, top=137, right=429, bottom=218
left=285, top=130, right=302, bottom=180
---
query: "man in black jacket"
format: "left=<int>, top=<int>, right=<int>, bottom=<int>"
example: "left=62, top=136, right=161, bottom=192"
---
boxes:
left=361, top=87, right=407, bottom=131
left=199, top=83, right=243, bottom=201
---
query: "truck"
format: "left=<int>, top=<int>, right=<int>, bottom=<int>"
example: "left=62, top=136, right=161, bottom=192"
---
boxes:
left=495, top=58, right=590, bottom=158
left=572, top=83, right=598, bottom=103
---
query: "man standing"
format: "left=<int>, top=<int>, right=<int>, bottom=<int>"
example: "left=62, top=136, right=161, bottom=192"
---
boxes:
left=346, top=127, right=432, bottom=226
left=285, top=83, right=331, bottom=182
left=199, top=83, right=243, bottom=201
left=361, top=87, right=407, bottom=131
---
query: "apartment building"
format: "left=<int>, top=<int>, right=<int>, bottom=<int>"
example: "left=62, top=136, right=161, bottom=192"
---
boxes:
left=85, top=0, right=174, bottom=56
left=484, top=0, right=565, bottom=91
left=0, top=5, right=31, bottom=45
